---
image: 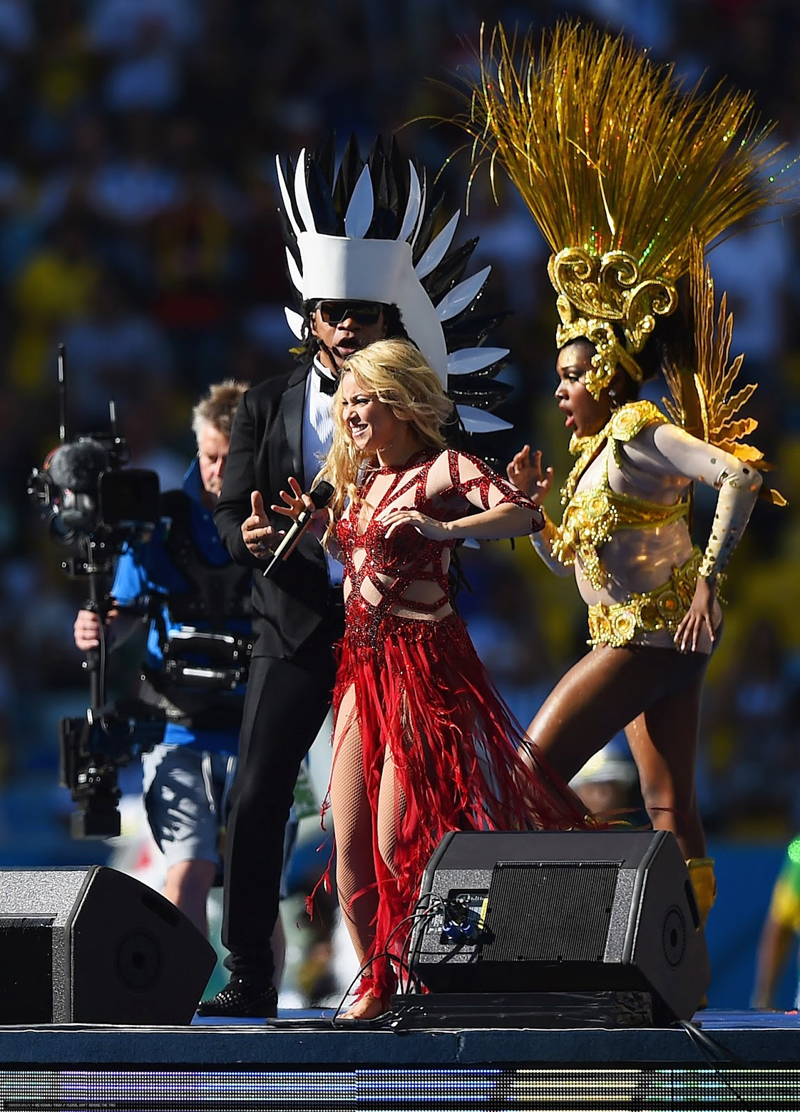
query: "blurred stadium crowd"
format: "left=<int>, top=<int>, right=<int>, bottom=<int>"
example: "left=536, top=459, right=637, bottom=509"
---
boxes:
left=1, top=0, right=800, bottom=1001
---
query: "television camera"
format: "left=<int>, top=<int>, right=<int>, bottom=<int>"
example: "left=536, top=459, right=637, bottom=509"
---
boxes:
left=28, top=345, right=165, bottom=838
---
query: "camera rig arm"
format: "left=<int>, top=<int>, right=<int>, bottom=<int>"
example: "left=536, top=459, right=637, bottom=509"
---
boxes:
left=29, top=343, right=165, bottom=838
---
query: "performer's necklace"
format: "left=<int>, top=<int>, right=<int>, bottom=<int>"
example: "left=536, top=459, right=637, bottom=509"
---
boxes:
left=560, top=417, right=614, bottom=505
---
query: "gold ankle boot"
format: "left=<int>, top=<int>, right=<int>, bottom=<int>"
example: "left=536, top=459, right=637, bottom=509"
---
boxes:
left=686, top=857, right=716, bottom=927
left=686, top=857, right=716, bottom=1010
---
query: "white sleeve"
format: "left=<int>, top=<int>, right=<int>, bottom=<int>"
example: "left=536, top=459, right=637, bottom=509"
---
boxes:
left=650, top=423, right=762, bottom=579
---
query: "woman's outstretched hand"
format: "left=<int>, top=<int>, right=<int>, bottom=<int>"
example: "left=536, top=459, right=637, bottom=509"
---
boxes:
left=674, top=576, right=717, bottom=652
left=507, top=445, right=553, bottom=504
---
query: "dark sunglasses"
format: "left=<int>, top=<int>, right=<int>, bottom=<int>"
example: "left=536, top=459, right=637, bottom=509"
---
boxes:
left=317, top=301, right=385, bottom=326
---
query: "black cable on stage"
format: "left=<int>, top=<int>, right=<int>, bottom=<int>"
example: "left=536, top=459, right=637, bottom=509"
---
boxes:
left=329, top=895, right=445, bottom=1027
left=217, top=898, right=446, bottom=1031
left=676, top=1018, right=736, bottom=1060
left=398, top=916, right=420, bottom=997
left=390, top=892, right=446, bottom=998
left=329, top=904, right=437, bottom=1024
left=674, top=1019, right=753, bottom=1110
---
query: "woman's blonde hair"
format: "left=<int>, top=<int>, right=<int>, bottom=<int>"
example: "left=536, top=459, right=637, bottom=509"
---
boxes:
left=318, top=339, right=455, bottom=523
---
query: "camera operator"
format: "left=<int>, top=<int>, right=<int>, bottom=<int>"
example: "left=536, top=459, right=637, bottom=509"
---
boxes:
left=73, top=381, right=261, bottom=943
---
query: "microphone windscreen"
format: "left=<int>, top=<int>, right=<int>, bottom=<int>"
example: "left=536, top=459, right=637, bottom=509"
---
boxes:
left=309, top=480, right=334, bottom=509
left=48, top=440, right=109, bottom=494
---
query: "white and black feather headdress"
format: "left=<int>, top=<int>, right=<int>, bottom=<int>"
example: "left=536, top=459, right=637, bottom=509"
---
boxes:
left=276, top=135, right=512, bottom=434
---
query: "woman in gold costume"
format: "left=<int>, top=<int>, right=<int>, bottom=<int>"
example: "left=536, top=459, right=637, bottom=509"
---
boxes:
left=455, top=21, right=791, bottom=924
left=507, top=325, right=759, bottom=912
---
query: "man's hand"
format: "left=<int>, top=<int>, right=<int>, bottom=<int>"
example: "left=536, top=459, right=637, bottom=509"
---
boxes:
left=507, top=444, right=553, bottom=505
left=74, top=608, right=117, bottom=652
left=242, top=490, right=281, bottom=558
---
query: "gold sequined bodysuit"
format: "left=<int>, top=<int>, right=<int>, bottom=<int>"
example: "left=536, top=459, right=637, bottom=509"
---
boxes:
left=546, top=401, right=719, bottom=648
left=553, top=403, right=690, bottom=594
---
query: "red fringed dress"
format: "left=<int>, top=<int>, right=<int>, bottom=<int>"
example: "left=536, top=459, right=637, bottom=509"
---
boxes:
left=327, top=448, right=590, bottom=1000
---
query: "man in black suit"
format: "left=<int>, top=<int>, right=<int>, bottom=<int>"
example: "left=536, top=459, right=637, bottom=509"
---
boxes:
left=199, top=301, right=389, bottom=1017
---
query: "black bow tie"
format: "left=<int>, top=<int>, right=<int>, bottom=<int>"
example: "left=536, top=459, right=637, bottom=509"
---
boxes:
left=314, top=368, right=338, bottom=397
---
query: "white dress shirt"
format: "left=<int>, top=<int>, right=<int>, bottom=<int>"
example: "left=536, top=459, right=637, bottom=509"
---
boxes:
left=302, top=359, right=342, bottom=586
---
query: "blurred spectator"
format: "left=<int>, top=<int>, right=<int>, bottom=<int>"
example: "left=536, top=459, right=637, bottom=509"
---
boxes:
left=8, top=217, right=101, bottom=392
left=569, top=737, right=643, bottom=822
left=59, top=270, right=176, bottom=430
left=85, top=112, right=180, bottom=226
left=0, top=152, right=35, bottom=283
left=462, top=548, right=556, bottom=727
left=26, top=0, right=93, bottom=159
left=705, top=617, right=800, bottom=831
left=149, top=119, right=245, bottom=390
left=120, top=392, right=189, bottom=492
left=87, top=0, right=201, bottom=113
left=708, top=209, right=795, bottom=393
left=752, top=833, right=800, bottom=1008
left=0, top=0, right=32, bottom=100
left=36, top=112, right=111, bottom=229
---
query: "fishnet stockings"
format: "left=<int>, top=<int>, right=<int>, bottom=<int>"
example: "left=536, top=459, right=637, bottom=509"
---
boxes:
left=328, top=684, right=408, bottom=969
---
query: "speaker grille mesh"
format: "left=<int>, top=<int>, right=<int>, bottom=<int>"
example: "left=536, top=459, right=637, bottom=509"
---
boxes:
left=481, top=863, right=619, bottom=962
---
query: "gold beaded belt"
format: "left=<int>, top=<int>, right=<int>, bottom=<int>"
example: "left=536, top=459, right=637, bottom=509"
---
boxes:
left=586, top=549, right=703, bottom=648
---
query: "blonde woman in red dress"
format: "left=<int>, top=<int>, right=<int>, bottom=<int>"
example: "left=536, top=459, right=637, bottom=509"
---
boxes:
left=274, top=338, right=591, bottom=1019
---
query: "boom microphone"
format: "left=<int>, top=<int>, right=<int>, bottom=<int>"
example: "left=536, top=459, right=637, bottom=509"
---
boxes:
left=262, top=480, right=335, bottom=579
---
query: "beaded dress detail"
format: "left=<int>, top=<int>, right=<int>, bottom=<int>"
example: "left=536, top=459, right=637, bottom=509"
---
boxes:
left=327, top=449, right=591, bottom=1001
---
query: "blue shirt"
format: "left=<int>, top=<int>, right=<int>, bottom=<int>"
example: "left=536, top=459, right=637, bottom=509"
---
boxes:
left=112, top=458, right=249, bottom=753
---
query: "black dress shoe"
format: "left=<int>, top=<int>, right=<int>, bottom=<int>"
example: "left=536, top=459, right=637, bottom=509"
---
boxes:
left=196, top=981, right=278, bottom=1019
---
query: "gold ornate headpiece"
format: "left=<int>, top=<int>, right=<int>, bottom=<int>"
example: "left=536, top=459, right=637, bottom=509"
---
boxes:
left=454, top=22, right=788, bottom=396
left=549, top=248, right=678, bottom=392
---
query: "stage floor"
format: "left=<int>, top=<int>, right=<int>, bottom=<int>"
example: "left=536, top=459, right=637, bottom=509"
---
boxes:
left=0, top=1009, right=799, bottom=1109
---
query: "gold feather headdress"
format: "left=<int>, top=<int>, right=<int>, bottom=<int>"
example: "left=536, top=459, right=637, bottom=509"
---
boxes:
left=455, top=21, right=790, bottom=398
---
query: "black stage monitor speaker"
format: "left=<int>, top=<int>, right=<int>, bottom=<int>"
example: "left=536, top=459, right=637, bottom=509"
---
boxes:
left=0, top=866, right=217, bottom=1025
left=409, top=829, right=710, bottom=1024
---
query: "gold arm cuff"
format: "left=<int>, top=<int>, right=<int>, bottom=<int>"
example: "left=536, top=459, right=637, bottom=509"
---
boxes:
left=531, top=511, right=559, bottom=552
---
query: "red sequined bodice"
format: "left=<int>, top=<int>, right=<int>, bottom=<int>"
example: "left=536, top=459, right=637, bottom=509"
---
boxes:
left=336, top=448, right=540, bottom=640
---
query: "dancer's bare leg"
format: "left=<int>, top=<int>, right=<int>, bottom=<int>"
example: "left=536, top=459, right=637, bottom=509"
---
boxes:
left=528, top=644, right=708, bottom=854
left=624, top=665, right=707, bottom=859
left=527, top=646, right=654, bottom=779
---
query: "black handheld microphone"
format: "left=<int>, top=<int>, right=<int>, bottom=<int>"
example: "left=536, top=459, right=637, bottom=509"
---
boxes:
left=262, top=480, right=335, bottom=579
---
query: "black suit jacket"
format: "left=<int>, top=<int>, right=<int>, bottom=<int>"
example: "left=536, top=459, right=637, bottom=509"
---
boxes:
left=214, top=362, right=332, bottom=658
